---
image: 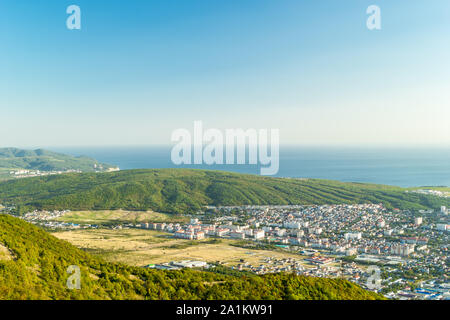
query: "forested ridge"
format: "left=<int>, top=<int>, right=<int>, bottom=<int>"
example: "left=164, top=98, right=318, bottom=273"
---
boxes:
left=0, top=169, right=447, bottom=214
left=0, top=147, right=114, bottom=172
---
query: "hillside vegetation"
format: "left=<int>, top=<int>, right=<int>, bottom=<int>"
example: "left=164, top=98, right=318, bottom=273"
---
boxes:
left=0, top=214, right=382, bottom=300
left=0, top=147, right=114, bottom=173
left=0, top=169, right=448, bottom=214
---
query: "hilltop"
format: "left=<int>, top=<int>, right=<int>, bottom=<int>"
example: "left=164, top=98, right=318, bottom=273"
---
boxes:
left=0, top=169, right=448, bottom=215
left=0, top=147, right=116, bottom=176
left=0, top=214, right=382, bottom=300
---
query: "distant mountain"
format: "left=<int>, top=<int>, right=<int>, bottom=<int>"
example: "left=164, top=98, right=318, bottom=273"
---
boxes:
left=0, top=169, right=448, bottom=215
left=0, top=147, right=117, bottom=173
left=0, top=214, right=382, bottom=300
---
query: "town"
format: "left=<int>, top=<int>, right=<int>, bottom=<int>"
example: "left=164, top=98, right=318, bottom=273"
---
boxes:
left=5, top=203, right=449, bottom=300
left=8, top=165, right=120, bottom=179
left=8, top=169, right=83, bottom=179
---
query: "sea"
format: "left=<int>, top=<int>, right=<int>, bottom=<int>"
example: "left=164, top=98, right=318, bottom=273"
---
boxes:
left=51, top=146, right=450, bottom=188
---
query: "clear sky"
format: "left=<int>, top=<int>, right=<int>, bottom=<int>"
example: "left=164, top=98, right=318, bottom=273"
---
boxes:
left=1, top=0, right=449, bottom=147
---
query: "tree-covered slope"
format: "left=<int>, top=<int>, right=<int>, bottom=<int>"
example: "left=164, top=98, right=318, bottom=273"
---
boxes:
left=0, top=214, right=382, bottom=300
left=0, top=169, right=448, bottom=214
left=0, top=147, right=115, bottom=172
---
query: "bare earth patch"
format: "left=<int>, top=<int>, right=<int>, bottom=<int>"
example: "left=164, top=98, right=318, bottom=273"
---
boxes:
left=0, top=243, right=15, bottom=261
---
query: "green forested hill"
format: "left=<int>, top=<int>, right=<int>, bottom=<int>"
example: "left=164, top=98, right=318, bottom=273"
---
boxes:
left=0, top=169, right=448, bottom=214
left=0, top=147, right=115, bottom=173
left=0, top=214, right=382, bottom=300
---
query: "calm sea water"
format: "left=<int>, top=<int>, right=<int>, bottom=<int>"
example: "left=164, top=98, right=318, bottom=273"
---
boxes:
left=52, top=146, right=450, bottom=188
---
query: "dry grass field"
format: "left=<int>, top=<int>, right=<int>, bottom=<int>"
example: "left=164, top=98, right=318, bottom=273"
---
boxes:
left=55, top=209, right=188, bottom=225
left=53, top=228, right=313, bottom=268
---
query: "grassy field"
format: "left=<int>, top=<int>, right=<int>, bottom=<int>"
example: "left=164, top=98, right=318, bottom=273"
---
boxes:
left=52, top=228, right=314, bottom=269
left=56, top=209, right=189, bottom=225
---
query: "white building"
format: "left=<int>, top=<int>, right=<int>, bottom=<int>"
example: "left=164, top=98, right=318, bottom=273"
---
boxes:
left=391, top=244, right=415, bottom=256
left=174, top=231, right=194, bottom=240
left=254, top=230, right=265, bottom=240
left=441, top=206, right=447, bottom=214
left=195, top=231, right=205, bottom=240
left=284, top=221, right=302, bottom=229
left=295, top=230, right=304, bottom=238
left=344, top=232, right=362, bottom=240
left=414, top=217, right=423, bottom=226
left=172, top=260, right=207, bottom=268
left=215, top=228, right=229, bottom=237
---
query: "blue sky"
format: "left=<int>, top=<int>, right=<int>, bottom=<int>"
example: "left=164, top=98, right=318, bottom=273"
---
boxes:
left=1, top=0, right=449, bottom=147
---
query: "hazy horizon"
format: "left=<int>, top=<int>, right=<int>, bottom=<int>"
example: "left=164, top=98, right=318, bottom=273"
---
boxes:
left=3, top=144, right=450, bottom=151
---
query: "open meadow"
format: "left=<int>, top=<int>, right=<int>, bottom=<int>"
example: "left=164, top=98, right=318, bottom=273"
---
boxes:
left=52, top=228, right=315, bottom=269
left=55, top=209, right=189, bottom=225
